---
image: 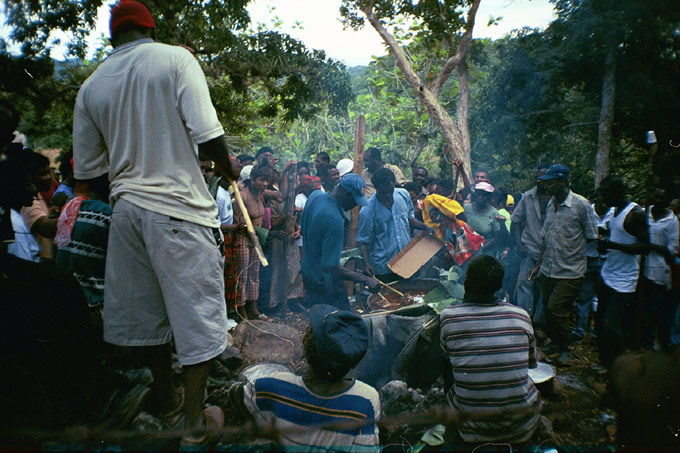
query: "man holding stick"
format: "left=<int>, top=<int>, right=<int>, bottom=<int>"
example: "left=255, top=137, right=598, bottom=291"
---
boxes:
left=73, top=1, right=239, bottom=446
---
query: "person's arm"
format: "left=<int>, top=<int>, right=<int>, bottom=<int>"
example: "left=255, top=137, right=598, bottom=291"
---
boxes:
left=326, top=262, right=381, bottom=292
left=408, top=217, right=435, bottom=234
left=599, top=206, right=649, bottom=255
left=359, top=243, right=375, bottom=277
left=452, top=157, right=471, bottom=191
left=512, top=221, right=527, bottom=256
left=198, top=136, right=239, bottom=181
left=30, top=216, right=58, bottom=238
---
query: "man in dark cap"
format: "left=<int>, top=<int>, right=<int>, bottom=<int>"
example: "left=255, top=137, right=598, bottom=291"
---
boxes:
left=227, top=304, right=380, bottom=448
left=531, top=165, right=598, bottom=366
left=300, top=173, right=381, bottom=310
left=73, top=0, right=240, bottom=445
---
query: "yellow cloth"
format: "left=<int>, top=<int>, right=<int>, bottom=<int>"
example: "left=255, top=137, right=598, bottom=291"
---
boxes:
left=422, top=194, right=464, bottom=239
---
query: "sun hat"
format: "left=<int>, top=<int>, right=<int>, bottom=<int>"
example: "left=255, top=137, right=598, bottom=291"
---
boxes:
left=338, top=173, right=368, bottom=207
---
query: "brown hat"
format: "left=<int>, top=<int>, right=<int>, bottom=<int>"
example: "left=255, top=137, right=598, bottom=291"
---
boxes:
left=110, top=0, right=156, bottom=36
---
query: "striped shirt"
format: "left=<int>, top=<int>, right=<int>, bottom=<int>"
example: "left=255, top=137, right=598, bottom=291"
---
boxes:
left=440, top=299, right=541, bottom=443
left=242, top=371, right=380, bottom=450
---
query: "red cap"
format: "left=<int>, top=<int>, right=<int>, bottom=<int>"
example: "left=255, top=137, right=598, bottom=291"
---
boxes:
left=110, top=0, right=156, bottom=36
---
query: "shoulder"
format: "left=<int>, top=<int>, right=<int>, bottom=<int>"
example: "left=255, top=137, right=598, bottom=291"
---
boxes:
left=350, top=380, right=380, bottom=400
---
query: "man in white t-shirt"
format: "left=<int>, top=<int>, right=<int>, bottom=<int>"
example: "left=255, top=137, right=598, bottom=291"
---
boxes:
left=73, top=1, right=239, bottom=446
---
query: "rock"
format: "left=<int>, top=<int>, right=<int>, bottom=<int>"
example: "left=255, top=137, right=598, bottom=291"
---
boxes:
left=218, top=346, right=244, bottom=370
left=231, top=321, right=303, bottom=366
left=133, top=412, right=164, bottom=432
left=380, top=380, right=425, bottom=415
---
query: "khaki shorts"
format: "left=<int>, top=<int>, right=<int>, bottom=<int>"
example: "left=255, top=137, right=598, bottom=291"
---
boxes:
left=103, top=198, right=227, bottom=365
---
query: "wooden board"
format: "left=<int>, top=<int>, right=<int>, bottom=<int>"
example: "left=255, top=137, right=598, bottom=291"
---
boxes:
left=388, top=231, right=444, bottom=279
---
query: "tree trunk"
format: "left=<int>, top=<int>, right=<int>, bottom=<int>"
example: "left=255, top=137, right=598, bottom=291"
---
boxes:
left=361, top=0, right=480, bottom=178
left=595, top=44, right=617, bottom=187
left=347, top=115, right=365, bottom=250
left=456, top=61, right=472, bottom=183
left=275, top=164, right=297, bottom=313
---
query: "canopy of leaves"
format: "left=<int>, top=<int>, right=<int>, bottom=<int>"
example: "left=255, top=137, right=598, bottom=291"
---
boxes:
left=1, top=0, right=352, bottom=148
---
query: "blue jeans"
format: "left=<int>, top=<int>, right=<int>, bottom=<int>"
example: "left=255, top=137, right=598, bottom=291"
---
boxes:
left=514, top=254, right=545, bottom=328
left=572, top=256, right=601, bottom=338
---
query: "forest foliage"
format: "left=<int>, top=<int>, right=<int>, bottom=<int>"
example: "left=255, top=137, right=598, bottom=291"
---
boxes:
left=2, top=0, right=679, bottom=198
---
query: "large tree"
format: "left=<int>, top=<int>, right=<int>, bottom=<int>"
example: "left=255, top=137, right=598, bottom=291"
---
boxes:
left=1, top=0, right=352, bottom=147
left=340, top=0, right=482, bottom=179
left=547, top=0, right=680, bottom=186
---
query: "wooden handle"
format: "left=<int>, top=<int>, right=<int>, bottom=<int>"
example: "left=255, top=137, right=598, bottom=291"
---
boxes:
left=230, top=181, right=268, bottom=267
left=379, top=281, right=404, bottom=297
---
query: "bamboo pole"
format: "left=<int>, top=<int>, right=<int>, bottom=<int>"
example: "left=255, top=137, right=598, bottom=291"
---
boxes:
left=230, top=181, right=268, bottom=267
left=347, top=114, right=365, bottom=249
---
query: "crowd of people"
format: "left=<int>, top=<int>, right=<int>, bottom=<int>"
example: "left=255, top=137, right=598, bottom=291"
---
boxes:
left=1, top=1, right=679, bottom=450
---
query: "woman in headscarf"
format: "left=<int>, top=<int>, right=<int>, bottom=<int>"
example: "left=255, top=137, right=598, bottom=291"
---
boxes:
left=463, top=182, right=509, bottom=257
left=423, top=194, right=484, bottom=267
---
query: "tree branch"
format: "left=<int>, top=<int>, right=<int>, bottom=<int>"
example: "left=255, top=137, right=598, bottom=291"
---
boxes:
left=430, top=0, right=481, bottom=97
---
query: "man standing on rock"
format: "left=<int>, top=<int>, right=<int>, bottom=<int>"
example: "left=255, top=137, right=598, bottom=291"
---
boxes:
left=73, top=1, right=239, bottom=446
left=532, top=165, right=598, bottom=366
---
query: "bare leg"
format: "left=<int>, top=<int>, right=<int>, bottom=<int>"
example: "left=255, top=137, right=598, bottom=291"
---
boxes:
left=245, top=299, right=262, bottom=319
left=144, top=343, right=178, bottom=413
left=183, top=360, right=211, bottom=430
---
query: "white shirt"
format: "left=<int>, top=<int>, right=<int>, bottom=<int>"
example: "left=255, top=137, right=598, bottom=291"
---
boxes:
left=216, top=186, right=233, bottom=226
left=73, top=39, right=224, bottom=227
left=7, top=209, right=40, bottom=262
left=645, top=207, right=679, bottom=287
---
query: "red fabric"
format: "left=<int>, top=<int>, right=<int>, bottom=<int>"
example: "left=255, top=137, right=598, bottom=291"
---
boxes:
left=54, top=196, right=86, bottom=247
left=446, top=220, right=485, bottom=266
left=40, top=178, right=59, bottom=206
left=110, top=0, right=156, bottom=35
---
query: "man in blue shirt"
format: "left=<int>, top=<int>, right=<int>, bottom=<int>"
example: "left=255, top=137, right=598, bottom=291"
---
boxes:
left=357, top=167, right=433, bottom=282
left=301, top=174, right=381, bottom=310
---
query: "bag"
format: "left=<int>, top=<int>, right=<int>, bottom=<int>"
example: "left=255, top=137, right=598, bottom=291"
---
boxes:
left=446, top=220, right=485, bottom=266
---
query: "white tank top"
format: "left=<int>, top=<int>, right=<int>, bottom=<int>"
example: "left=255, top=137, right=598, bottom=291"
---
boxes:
left=601, top=202, right=641, bottom=293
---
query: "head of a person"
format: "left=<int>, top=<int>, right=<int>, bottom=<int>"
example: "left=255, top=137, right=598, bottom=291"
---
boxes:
left=670, top=198, right=680, bottom=216
left=371, top=167, right=396, bottom=199
left=335, top=173, right=367, bottom=211
left=318, top=164, right=340, bottom=192
left=491, top=188, right=506, bottom=210
left=297, top=161, right=311, bottom=179
left=336, top=158, right=354, bottom=178
left=109, top=0, right=156, bottom=47
left=473, top=182, right=495, bottom=207
left=13, top=150, right=53, bottom=193
left=255, top=147, right=274, bottom=167
left=198, top=153, right=214, bottom=185
left=364, top=147, right=383, bottom=173
left=299, top=175, right=321, bottom=197
left=436, top=179, right=454, bottom=198
left=304, top=304, right=369, bottom=380
left=464, top=255, right=504, bottom=299
left=651, top=187, right=671, bottom=210
left=249, top=166, right=270, bottom=193
left=404, top=182, right=420, bottom=206
left=425, top=177, right=437, bottom=195
left=474, top=169, right=491, bottom=185
left=413, top=167, right=428, bottom=187
left=597, top=175, right=627, bottom=208
left=237, top=154, right=254, bottom=167
left=535, top=163, right=551, bottom=194
left=537, top=164, right=569, bottom=198
left=314, top=152, right=330, bottom=173
left=0, top=158, right=36, bottom=250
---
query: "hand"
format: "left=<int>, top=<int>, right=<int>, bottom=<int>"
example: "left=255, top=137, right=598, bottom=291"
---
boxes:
left=597, top=239, right=611, bottom=254
left=516, top=243, right=528, bottom=257
left=363, top=276, right=381, bottom=293
left=425, top=225, right=437, bottom=236
left=269, top=156, right=280, bottom=168
left=364, top=262, right=375, bottom=277
left=222, top=163, right=240, bottom=182
left=291, top=229, right=301, bottom=240
left=283, top=160, right=296, bottom=171
left=495, top=215, right=507, bottom=222
left=528, top=265, right=541, bottom=282
left=500, top=247, right=510, bottom=259
left=452, top=157, right=464, bottom=168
